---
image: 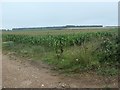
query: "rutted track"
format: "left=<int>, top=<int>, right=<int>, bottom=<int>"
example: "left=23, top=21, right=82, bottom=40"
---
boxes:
left=2, top=53, right=118, bottom=88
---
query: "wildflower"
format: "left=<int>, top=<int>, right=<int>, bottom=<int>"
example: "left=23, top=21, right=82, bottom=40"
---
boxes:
left=62, top=59, right=64, bottom=61
left=76, top=59, right=79, bottom=61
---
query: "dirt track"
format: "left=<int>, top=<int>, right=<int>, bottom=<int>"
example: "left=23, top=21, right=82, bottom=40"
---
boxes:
left=2, top=53, right=118, bottom=88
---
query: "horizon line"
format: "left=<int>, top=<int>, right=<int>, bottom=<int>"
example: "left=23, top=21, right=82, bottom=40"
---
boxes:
left=0, top=24, right=118, bottom=30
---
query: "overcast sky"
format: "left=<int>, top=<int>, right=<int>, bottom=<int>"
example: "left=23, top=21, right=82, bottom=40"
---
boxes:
left=1, top=2, right=118, bottom=29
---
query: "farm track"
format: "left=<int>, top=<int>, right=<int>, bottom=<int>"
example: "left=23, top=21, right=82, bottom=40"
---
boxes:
left=2, top=53, right=118, bottom=88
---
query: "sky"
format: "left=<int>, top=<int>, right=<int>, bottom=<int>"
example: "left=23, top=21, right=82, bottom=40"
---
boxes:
left=1, top=2, right=118, bottom=29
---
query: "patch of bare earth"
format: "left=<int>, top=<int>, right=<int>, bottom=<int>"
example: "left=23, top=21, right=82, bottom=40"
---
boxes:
left=2, top=52, right=118, bottom=88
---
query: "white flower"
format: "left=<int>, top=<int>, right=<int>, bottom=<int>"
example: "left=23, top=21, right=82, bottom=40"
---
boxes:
left=76, top=59, right=79, bottom=61
left=62, top=59, right=64, bottom=61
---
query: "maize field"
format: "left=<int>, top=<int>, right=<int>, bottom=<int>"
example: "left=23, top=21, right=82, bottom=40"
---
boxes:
left=2, top=29, right=119, bottom=75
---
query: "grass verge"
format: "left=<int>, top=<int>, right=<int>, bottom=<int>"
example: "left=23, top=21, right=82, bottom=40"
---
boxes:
left=2, top=39, right=118, bottom=76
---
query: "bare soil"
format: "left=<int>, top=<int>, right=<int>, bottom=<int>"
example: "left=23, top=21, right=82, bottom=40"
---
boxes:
left=2, top=52, right=118, bottom=88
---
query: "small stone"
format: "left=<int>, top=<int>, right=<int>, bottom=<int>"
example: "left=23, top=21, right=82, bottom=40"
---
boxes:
left=51, top=74, right=57, bottom=76
left=41, top=84, right=44, bottom=87
left=61, top=84, right=65, bottom=88
left=35, top=76, right=38, bottom=79
left=18, top=67, right=21, bottom=70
